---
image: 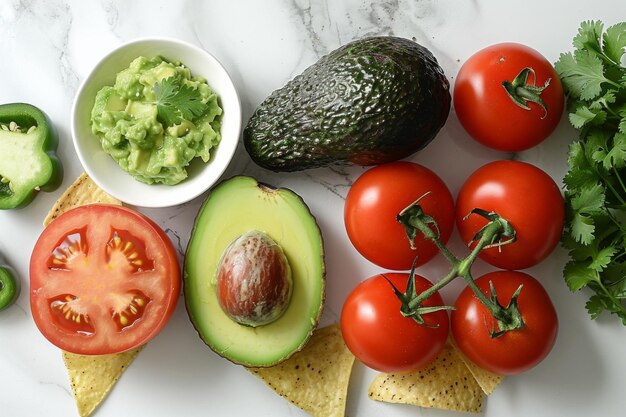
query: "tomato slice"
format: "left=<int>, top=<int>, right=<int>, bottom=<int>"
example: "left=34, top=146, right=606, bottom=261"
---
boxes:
left=30, top=204, right=180, bottom=355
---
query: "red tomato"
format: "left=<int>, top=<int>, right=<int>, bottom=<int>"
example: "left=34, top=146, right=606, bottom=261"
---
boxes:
left=451, top=271, right=558, bottom=375
left=456, top=160, right=564, bottom=270
left=341, top=273, right=449, bottom=373
left=30, top=204, right=180, bottom=355
left=454, top=43, right=564, bottom=152
left=344, top=162, right=454, bottom=270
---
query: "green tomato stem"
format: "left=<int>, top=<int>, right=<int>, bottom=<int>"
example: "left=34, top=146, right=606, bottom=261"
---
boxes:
left=501, top=67, right=549, bottom=118
left=396, top=200, right=524, bottom=334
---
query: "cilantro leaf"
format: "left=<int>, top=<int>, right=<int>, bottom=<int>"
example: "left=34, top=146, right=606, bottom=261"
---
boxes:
left=589, top=246, right=618, bottom=272
left=584, top=129, right=611, bottom=166
left=588, top=90, right=616, bottom=111
left=564, top=261, right=597, bottom=291
left=573, top=20, right=604, bottom=55
left=603, top=22, right=626, bottom=64
left=555, top=50, right=612, bottom=100
left=568, top=106, right=606, bottom=129
left=564, top=168, right=598, bottom=191
left=568, top=184, right=606, bottom=244
left=171, top=82, right=210, bottom=121
left=570, top=183, right=606, bottom=214
left=604, top=132, right=626, bottom=169
left=153, top=76, right=208, bottom=128
left=570, top=213, right=597, bottom=245
left=586, top=294, right=609, bottom=320
left=588, top=290, right=626, bottom=324
left=564, top=141, right=600, bottom=194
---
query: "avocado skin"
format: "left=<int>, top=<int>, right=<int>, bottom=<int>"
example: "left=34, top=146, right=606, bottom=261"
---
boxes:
left=244, top=36, right=451, bottom=172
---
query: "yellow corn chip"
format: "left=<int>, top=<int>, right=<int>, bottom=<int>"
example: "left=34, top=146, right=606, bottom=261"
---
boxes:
left=44, top=173, right=140, bottom=417
left=451, top=342, right=503, bottom=395
left=247, top=324, right=355, bottom=417
left=368, top=343, right=485, bottom=413
left=63, top=349, right=142, bottom=417
left=43, top=172, right=121, bottom=226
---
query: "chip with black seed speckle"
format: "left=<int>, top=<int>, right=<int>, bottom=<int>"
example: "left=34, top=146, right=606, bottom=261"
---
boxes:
left=368, top=343, right=485, bottom=413
left=450, top=340, right=503, bottom=395
left=247, top=324, right=355, bottom=417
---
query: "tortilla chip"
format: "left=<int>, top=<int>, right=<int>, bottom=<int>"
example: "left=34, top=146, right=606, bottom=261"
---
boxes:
left=247, top=324, right=355, bottom=417
left=461, top=359, right=502, bottom=396
left=45, top=173, right=136, bottom=416
left=368, top=343, right=485, bottom=413
left=43, top=172, right=120, bottom=226
left=63, top=348, right=142, bottom=417
left=451, top=343, right=503, bottom=395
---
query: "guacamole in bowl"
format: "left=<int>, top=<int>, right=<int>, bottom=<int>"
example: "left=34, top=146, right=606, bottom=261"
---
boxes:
left=90, top=56, right=222, bottom=185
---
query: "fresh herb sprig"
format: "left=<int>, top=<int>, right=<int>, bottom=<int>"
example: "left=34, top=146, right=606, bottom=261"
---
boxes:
left=153, top=76, right=208, bottom=127
left=555, top=20, right=626, bottom=324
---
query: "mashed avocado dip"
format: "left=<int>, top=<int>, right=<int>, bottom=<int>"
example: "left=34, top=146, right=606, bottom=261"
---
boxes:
left=91, top=56, right=222, bottom=185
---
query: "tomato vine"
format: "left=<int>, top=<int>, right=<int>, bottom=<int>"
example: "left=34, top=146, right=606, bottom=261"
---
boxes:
left=394, top=197, right=526, bottom=337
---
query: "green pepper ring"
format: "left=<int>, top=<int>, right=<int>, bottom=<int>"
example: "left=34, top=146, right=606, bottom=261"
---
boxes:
left=0, top=265, right=19, bottom=310
left=0, top=103, right=63, bottom=210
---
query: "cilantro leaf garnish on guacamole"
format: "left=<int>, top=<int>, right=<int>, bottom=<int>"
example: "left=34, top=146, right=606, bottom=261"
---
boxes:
left=153, top=75, right=209, bottom=128
left=90, top=56, right=222, bottom=185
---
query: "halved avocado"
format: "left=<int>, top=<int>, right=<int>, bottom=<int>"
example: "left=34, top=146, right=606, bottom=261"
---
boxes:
left=184, top=176, right=325, bottom=367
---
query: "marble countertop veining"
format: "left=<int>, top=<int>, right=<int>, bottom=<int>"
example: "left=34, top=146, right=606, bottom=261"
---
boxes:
left=2, top=1, right=626, bottom=416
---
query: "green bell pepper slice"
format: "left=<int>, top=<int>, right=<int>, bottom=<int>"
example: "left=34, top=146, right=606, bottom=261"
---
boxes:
left=0, top=103, right=63, bottom=209
left=0, top=263, right=19, bottom=311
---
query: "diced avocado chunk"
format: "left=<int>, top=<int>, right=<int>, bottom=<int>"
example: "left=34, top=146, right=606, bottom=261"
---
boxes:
left=184, top=176, right=325, bottom=367
left=126, top=101, right=157, bottom=118
left=92, top=86, right=127, bottom=115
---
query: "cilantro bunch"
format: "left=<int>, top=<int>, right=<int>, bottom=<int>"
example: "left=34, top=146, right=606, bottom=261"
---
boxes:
left=555, top=21, right=626, bottom=324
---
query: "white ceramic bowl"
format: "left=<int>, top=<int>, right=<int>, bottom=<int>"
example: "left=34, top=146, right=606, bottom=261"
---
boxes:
left=71, top=38, right=241, bottom=207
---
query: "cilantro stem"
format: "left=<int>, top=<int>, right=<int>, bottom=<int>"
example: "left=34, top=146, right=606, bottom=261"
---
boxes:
left=594, top=271, right=626, bottom=317
left=606, top=174, right=626, bottom=206
left=607, top=79, right=622, bottom=90
left=613, top=167, right=626, bottom=198
left=602, top=54, right=625, bottom=70
left=606, top=210, right=626, bottom=234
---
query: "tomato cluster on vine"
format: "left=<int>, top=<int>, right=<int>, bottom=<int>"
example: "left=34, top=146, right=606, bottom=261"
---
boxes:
left=341, top=159, right=562, bottom=376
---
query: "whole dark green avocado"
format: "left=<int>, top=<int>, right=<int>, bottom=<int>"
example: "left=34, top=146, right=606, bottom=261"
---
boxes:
left=243, top=36, right=451, bottom=172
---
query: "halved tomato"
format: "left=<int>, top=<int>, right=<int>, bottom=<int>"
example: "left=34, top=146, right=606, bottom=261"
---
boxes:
left=30, top=204, right=180, bottom=355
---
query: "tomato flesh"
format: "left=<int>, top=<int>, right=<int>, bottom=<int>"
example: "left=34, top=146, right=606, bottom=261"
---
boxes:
left=451, top=271, right=558, bottom=375
left=341, top=273, right=449, bottom=373
left=30, top=204, right=180, bottom=355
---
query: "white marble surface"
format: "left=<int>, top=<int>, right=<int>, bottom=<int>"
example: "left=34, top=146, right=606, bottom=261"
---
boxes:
left=1, top=1, right=626, bottom=416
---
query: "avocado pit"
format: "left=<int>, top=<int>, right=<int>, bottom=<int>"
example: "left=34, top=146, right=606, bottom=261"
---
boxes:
left=216, top=231, right=292, bottom=327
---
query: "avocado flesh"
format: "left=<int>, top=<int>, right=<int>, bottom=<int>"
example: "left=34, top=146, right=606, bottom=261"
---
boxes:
left=244, top=36, right=451, bottom=171
left=184, top=176, right=325, bottom=367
